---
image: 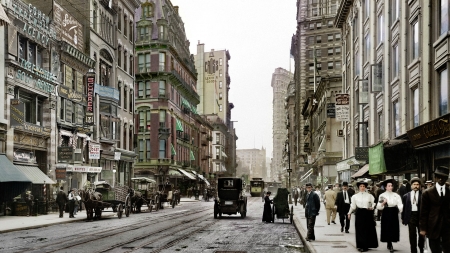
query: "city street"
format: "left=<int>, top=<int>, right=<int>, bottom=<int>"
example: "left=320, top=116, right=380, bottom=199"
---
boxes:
left=0, top=196, right=304, bottom=253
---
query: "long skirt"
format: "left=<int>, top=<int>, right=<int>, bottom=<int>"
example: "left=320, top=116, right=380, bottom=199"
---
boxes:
left=262, top=203, right=273, bottom=222
left=355, top=208, right=378, bottom=249
left=380, top=207, right=400, bottom=242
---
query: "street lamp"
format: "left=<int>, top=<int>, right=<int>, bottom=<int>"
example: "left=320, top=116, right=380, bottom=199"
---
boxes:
left=285, top=141, right=292, bottom=204
left=112, top=165, right=116, bottom=188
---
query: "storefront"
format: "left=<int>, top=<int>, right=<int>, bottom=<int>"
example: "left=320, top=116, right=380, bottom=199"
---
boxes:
left=407, top=113, right=450, bottom=180
left=56, top=164, right=102, bottom=191
left=336, top=156, right=365, bottom=183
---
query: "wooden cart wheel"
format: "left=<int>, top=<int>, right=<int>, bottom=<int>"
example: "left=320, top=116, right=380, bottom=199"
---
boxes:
left=290, top=206, right=294, bottom=224
left=125, top=198, right=131, bottom=217
left=118, top=203, right=123, bottom=219
left=214, top=204, right=218, bottom=219
left=272, top=205, right=275, bottom=223
left=147, top=202, right=152, bottom=212
left=155, top=196, right=160, bottom=211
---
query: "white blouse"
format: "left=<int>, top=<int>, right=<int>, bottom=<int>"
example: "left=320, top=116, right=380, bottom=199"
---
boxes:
left=348, top=191, right=376, bottom=214
left=376, top=191, right=403, bottom=212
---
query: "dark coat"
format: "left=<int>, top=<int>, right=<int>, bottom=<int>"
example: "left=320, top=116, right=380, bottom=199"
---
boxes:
left=347, top=187, right=355, bottom=196
left=419, top=185, right=450, bottom=240
left=401, top=190, right=421, bottom=225
left=56, top=190, right=68, bottom=205
left=305, top=191, right=320, bottom=217
left=398, top=185, right=407, bottom=199
left=262, top=195, right=273, bottom=222
left=336, top=190, right=353, bottom=214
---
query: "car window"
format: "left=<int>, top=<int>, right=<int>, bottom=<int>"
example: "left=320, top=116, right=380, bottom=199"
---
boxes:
left=224, top=180, right=234, bottom=187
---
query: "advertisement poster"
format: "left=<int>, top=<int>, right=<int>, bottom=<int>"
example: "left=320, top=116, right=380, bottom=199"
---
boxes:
left=89, top=144, right=100, bottom=159
left=336, top=93, right=350, bottom=122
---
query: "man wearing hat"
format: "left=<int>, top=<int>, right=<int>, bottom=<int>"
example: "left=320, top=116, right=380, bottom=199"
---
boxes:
left=25, top=191, right=34, bottom=217
left=402, top=177, right=424, bottom=253
left=420, top=166, right=450, bottom=252
left=304, top=182, right=320, bottom=241
left=68, top=189, right=76, bottom=218
left=324, top=184, right=337, bottom=225
left=335, top=182, right=353, bottom=233
left=425, top=180, right=433, bottom=189
left=398, top=179, right=410, bottom=199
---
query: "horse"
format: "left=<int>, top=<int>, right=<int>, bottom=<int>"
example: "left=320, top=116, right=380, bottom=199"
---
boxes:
left=79, top=189, right=103, bottom=221
left=127, top=188, right=146, bottom=213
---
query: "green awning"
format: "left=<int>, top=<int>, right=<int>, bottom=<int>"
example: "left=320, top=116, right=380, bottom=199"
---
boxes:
left=171, top=143, right=176, bottom=156
left=369, top=142, right=387, bottom=175
left=176, top=119, right=183, bottom=132
left=0, top=154, right=30, bottom=182
left=15, top=165, right=56, bottom=184
left=190, top=104, right=198, bottom=114
left=190, top=150, right=195, bottom=161
left=181, top=98, right=191, bottom=110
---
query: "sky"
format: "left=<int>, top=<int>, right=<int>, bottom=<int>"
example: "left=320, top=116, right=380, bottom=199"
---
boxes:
left=170, top=0, right=297, bottom=158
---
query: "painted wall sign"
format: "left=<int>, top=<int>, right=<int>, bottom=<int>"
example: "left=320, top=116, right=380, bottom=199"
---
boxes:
left=407, top=113, right=450, bottom=147
left=58, top=146, right=73, bottom=162
left=10, top=99, right=51, bottom=136
left=66, top=166, right=102, bottom=173
left=58, top=85, right=86, bottom=104
left=53, top=2, right=84, bottom=52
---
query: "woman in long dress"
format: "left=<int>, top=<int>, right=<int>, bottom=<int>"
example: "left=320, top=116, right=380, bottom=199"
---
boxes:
left=377, top=179, right=403, bottom=252
left=348, top=180, right=378, bottom=252
left=262, top=191, right=273, bottom=223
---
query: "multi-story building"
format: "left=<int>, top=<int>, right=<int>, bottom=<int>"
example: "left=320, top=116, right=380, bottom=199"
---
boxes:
left=291, top=0, right=342, bottom=184
left=205, top=114, right=229, bottom=179
left=335, top=0, right=450, bottom=180
left=134, top=0, right=211, bottom=190
left=236, top=148, right=267, bottom=181
left=271, top=67, right=292, bottom=183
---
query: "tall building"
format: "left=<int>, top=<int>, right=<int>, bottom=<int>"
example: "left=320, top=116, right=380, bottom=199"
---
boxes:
left=236, top=148, right=267, bottom=181
left=271, top=68, right=293, bottom=183
left=335, top=0, right=450, bottom=181
left=133, top=0, right=211, bottom=189
left=291, top=0, right=343, bottom=183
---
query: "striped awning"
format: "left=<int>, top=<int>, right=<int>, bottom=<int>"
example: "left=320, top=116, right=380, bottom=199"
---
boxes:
left=190, top=104, right=198, bottom=114
left=176, top=119, right=183, bottom=132
left=178, top=168, right=196, bottom=180
left=171, top=143, right=176, bottom=156
left=0, top=4, right=11, bottom=26
left=15, top=165, right=56, bottom=184
left=190, top=150, right=195, bottom=161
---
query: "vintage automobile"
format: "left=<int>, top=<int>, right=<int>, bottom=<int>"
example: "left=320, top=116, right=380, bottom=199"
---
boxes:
left=214, top=177, right=247, bottom=218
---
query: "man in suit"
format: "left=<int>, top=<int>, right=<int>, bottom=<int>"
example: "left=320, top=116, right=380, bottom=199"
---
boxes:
left=398, top=179, right=409, bottom=200
left=324, top=184, right=337, bottom=225
left=335, top=181, right=353, bottom=233
left=55, top=186, right=68, bottom=218
left=402, top=177, right=424, bottom=253
left=305, top=182, right=320, bottom=241
left=420, top=166, right=450, bottom=253
left=300, top=185, right=307, bottom=208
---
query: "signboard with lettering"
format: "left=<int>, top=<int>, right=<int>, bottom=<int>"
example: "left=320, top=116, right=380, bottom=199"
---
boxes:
left=336, top=93, right=350, bottom=122
left=55, top=167, right=66, bottom=180
left=89, top=144, right=100, bottom=159
left=327, top=103, right=335, bottom=118
left=66, top=166, right=102, bottom=173
left=15, top=58, right=57, bottom=93
left=95, top=83, right=120, bottom=101
left=355, top=147, right=369, bottom=161
left=53, top=2, right=84, bottom=52
left=407, top=113, right=450, bottom=147
left=58, top=146, right=73, bottom=162
left=58, top=85, right=86, bottom=104
left=10, top=99, right=51, bottom=136
left=85, top=71, right=95, bottom=125
left=13, top=151, right=33, bottom=162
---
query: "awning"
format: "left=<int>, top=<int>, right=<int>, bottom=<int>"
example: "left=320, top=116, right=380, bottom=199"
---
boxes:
left=171, top=144, right=176, bottom=156
left=168, top=169, right=182, bottom=176
left=190, top=104, right=198, bottom=114
left=60, top=129, right=73, bottom=137
left=15, top=165, right=56, bottom=184
left=300, top=168, right=314, bottom=182
left=178, top=168, right=196, bottom=180
left=369, top=142, right=387, bottom=175
left=0, top=4, right=11, bottom=26
left=198, top=174, right=210, bottom=186
left=131, top=177, right=156, bottom=183
left=176, top=119, right=184, bottom=132
left=0, top=155, right=30, bottom=182
left=181, top=98, right=191, bottom=110
left=221, top=151, right=228, bottom=158
left=190, top=150, right=195, bottom=161
left=351, top=164, right=369, bottom=178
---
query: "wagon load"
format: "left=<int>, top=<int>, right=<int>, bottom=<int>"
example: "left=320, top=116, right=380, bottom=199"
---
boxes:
left=272, top=188, right=294, bottom=224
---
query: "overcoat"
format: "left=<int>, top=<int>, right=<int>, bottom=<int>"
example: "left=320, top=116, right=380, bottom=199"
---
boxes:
left=336, top=190, right=353, bottom=214
left=420, top=185, right=450, bottom=239
left=401, top=190, right=421, bottom=225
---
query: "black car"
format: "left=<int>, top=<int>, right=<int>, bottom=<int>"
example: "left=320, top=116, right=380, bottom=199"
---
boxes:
left=214, top=177, right=247, bottom=218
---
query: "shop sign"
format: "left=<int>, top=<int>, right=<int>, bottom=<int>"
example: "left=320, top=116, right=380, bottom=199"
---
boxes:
left=53, top=2, right=84, bottom=52
left=55, top=167, right=66, bottom=180
left=336, top=94, right=350, bottom=121
left=10, top=99, right=51, bottom=136
left=355, top=147, right=369, bottom=161
left=13, top=150, right=33, bottom=162
left=85, top=71, right=95, bottom=125
left=407, top=113, right=450, bottom=147
left=15, top=58, right=56, bottom=93
left=66, top=166, right=102, bottom=173
left=327, top=103, right=335, bottom=118
left=95, top=83, right=120, bottom=101
left=58, top=146, right=73, bottom=162
left=89, top=144, right=100, bottom=159
left=58, top=85, right=86, bottom=104
left=11, top=1, right=57, bottom=47
left=114, top=152, right=121, bottom=160
left=62, top=43, right=95, bottom=68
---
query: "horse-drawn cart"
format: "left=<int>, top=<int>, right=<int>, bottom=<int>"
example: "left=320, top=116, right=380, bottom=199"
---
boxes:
left=130, top=177, right=158, bottom=212
left=83, top=181, right=131, bottom=219
left=272, top=188, right=294, bottom=224
left=157, top=184, right=176, bottom=209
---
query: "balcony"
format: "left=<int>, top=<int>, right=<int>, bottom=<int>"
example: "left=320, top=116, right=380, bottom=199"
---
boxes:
left=169, top=70, right=200, bottom=102
left=158, top=127, right=170, bottom=140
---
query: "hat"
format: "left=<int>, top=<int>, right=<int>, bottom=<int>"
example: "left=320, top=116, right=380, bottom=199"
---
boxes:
left=305, top=182, right=312, bottom=187
left=349, top=185, right=354, bottom=188
left=356, top=180, right=368, bottom=187
left=267, top=191, right=271, bottom=195
left=381, top=179, right=396, bottom=188
left=327, top=184, right=332, bottom=187
left=410, top=177, right=421, bottom=185
left=26, top=191, right=31, bottom=194
left=342, top=181, right=348, bottom=186
left=403, top=179, right=409, bottom=184
left=434, top=166, right=449, bottom=177
left=426, top=180, right=433, bottom=184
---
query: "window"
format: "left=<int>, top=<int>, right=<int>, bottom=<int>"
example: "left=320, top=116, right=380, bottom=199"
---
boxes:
left=441, top=0, right=449, bottom=35
left=316, top=35, right=321, bottom=43
left=138, top=81, right=151, bottom=98
left=138, top=54, right=145, bottom=72
left=219, top=81, right=223, bottom=89
left=316, top=22, right=322, bottom=29
left=392, top=44, right=399, bottom=79
left=335, top=61, right=341, bottom=69
left=378, top=14, right=384, bottom=45
left=335, top=33, right=341, bottom=40
left=129, top=90, right=133, bottom=111
left=328, top=62, right=333, bottom=69
left=124, top=15, right=128, bottom=37
left=118, top=46, right=122, bottom=67
left=138, top=110, right=151, bottom=132
left=129, top=56, right=133, bottom=75
left=124, top=89, right=128, bottom=110
left=219, top=104, right=223, bottom=112
left=378, top=112, right=383, bottom=141
left=139, top=26, right=150, bottom=41
left=328, top=48, right=333, bottom=56
left=138, top=139, right=151, bottom=162
left=117, top=9, right=121, bottom=31
left=216, top=147, right=220, bottom=159
left=328, top=34, right=334, bottom=41
left=219, top=58, right=223, bottom=66
left=100, top=61, right=112, bottom=86
left=335, top=47, right=341, bottom=54
left=439, top=68, right=448, bottom=116
left=328, top=20, right=333, bottom=27
left=309, top=23, right=315, bottom=30
left=392, top=0, right=399, bottom=23
left=219, top=69, right=223, bottom=77
left=309, top=63, right=314, bottom=71
left=413, top=88, right=419, bottom=127
left=393, top=101, right=400, bottom=137
left=124, top=51, right=127, bottom=72
left=159, top=140, right=166, bottom=158
left=316, top=49, right=321, bottom=57
left=159, top=80, right=165, bottom=96
left=216, top=133, right=220, bottom=144
left=159, top=52, right=165, bottom=71
left=355, top=50, right=360, bottom=76
left=364, top=34, right=370, bottom=63
left=93, top=9, right=97, bottom=31
left=159, top=110, right=166, bottom=125
left=142, top=4, right=153, bottom=17
left=316, top=63, right=322, bottom=71
left=364, top=0, right=370, bottom=20
left=308, top=77, right=314, bottom=85
left=309, top=36, right=315, bottom=44
left=159, top=25, right=165, bottom=40
left=219, top=92, right=223, bottom=100
left=129, top=21, right=133, bottom=40
left=412, top=20, right=419, bottom=60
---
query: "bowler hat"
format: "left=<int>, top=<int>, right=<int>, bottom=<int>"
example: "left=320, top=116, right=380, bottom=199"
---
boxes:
left=410, top=177, right=421, bottom=185
left=342, top=181, right=348, bottom=186
left=403, top=179, right=409, bottom=184
left=267, top=191, right=271, bottom=195
left=356, top=180, right=368, bottom=187
left=305, top=182, right=312, bottom=187
left=434, top=166, right=449, bottom=177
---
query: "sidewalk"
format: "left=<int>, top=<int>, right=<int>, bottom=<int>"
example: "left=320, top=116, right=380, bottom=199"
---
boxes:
left=292, top=202, right=413, bottom=253
left=0, top=197, right=196, bottom=234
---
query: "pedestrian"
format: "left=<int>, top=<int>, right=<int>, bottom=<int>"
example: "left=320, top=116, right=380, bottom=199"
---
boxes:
left=315, top=186, right=322, bottom=201
left=377, top=179, right=403, bottom=252
left=304, top=182, right=320, bottom=241
left=348, top=180, right=378, bottom=252
left=293, top=188, right=299, bottom=206
left=335, top=181, right=353, bottom=233
left=425, top=180, right=433, bottom=189
left=348, top=184, right=355, bottom=196
left=55, top=186, right=67, bottom=218
left=398, top=179, right=409, bottom=200
left=262, top=191, right=273, bottom=223
left=300, top=185, right=307, bottom=208
left=401, top=177, right=424, bottom=253
left=73, top=189, right=80, bottom=215
left=25, top=191, right=34, bottom=217
left=375, top=182, right=385, bottom=221
left=420, top=166, right=450, bottom=252
left=324, top=184, right=337, bottom=225
left=68, top=189, right=76, bottom=218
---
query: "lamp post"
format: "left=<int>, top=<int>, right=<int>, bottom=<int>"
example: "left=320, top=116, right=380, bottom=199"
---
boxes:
left=112, top=165, right=116, bottom=188
left=286, top=142, right=292, bottom=204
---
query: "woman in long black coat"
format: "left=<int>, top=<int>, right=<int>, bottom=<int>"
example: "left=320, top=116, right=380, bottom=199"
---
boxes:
left=262, top=191, right=273, bottom=223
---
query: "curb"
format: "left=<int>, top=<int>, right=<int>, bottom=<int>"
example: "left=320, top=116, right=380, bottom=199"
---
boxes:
left=292, top=209, right=317, bottom=253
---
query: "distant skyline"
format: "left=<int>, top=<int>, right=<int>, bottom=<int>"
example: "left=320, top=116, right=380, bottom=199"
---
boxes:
left=170, top=0, right=297, bottom=158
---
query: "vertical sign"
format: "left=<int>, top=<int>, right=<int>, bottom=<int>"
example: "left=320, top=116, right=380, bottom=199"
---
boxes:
left=89, top=144, right=100, bottom=159
left=336, top=93, right=350, bottom=122
left=85, top=71, right=95, bottom=125
left=358, top=80, right=369, bottom=104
